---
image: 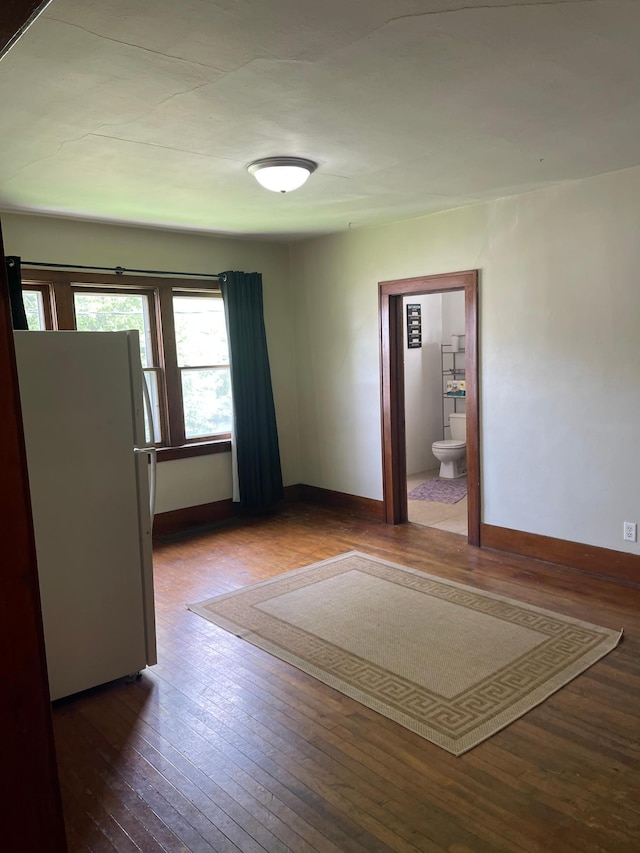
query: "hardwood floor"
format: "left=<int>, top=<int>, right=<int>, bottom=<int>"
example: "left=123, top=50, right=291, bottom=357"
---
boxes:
left=53, top=504, right=640, bottom=852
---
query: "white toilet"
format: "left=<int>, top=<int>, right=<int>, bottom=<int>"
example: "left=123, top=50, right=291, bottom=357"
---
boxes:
left=432, top=413, right=467, bottom=479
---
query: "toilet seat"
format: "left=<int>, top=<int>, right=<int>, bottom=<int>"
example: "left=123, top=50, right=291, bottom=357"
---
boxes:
left=432, top=439, right=466, bottom=449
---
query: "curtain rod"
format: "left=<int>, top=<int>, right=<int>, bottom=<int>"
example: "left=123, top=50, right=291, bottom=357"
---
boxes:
left=18, top=260, right=223, bottom=280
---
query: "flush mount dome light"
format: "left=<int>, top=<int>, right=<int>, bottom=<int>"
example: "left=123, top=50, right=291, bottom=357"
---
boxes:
left=247, top=157, right=317, bottom=193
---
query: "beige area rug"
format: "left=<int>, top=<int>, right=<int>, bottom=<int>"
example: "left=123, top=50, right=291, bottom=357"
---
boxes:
left=189, top=551, right=622, bottom=755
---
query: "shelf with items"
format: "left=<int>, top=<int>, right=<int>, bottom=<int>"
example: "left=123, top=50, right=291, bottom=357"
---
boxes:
left=441, top=342, right=466, bottom=436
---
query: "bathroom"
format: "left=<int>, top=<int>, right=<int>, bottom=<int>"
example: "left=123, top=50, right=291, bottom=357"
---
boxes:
left=403, top=290, right=467, bottom=535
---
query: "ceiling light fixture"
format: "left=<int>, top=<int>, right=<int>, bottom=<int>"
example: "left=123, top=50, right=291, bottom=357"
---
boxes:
left=247, top=157, right=317, bottom=193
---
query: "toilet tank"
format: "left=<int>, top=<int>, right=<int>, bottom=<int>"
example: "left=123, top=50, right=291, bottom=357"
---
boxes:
left=449, top=412, right=466, bottom=441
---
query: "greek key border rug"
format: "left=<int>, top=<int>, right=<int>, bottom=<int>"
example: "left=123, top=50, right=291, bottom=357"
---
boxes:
left=189, top=551, right=622, bottom=755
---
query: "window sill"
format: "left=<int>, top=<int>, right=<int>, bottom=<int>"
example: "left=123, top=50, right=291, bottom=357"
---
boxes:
left=156, top=439, right=231, bottom=462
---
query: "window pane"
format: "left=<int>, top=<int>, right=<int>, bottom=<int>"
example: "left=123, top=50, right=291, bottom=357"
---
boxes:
left=173, top=295, right=228, bottom=366
left=74, top=291, right=153, bottom=367
left=181, top=368, right=232, bottom=438
left=23, top=290, right=45, bottom=330
left=143, top=370, right=162, bottom=444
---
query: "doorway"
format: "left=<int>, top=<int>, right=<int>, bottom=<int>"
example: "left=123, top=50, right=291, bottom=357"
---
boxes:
left=378, top=270, right=480, bottom=545
left=405, top=290, right=467, bottom=535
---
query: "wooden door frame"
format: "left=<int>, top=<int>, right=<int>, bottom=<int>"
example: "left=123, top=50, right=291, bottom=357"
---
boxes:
left=0, top=0, right=52, bottom=60
left=1, top=2, right=69, bottom=850
left=379, top=269, right=480, bottom=545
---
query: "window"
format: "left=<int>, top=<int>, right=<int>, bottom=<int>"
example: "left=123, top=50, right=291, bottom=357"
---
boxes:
left=22, top=283, right=53, bottom=330
left=73, top=289, right=163, bottom=443
left=20, top=270, right=231, bottom=457
left=22, top=290, right=46, bottom=330
left=173, top=294, right=231, bottom=439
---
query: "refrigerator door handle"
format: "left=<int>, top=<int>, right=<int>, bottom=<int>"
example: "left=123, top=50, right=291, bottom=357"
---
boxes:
left=134, top=446, right=157, bottom=521
left=140, top=365, right=155, bottom=446
left=148, top=446, right=157, bottom=522
left=137, top=366, right=157, bottom=522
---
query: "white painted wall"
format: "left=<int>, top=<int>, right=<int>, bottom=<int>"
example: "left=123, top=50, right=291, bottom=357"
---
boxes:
left=4, top=213, right=299, bottom=512
left=442, top=289, right=465, bottom=342
left=153, top=454, right=233, bottom=515
left=7, top=163, right=640, bottom=556
left=403, top=294, right=442, bottom=475
left=290, top=165, right=640, bottom=555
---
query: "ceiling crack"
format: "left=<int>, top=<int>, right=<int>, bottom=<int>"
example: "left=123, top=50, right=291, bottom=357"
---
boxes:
left=41, top=16, right=314, bottom=79
left=43, top=16, right=226, bottom=73
left=377, top=0, right=609, bottom=31
left=89, top=133, right=243, bottom=162
left=92, top=81, right=216, bottom=135
left=4, top=132, right=95, bottom=183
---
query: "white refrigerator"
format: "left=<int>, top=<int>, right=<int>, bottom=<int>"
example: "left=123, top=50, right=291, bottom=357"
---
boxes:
left=14, top=330, right=157, bottom=701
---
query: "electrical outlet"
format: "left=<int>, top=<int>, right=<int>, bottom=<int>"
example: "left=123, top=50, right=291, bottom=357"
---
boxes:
left=623, top=522, right=637, bottom=542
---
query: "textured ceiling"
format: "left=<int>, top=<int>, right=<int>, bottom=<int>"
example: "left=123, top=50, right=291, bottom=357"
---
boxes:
left=1, top=0, right=639, bottom=239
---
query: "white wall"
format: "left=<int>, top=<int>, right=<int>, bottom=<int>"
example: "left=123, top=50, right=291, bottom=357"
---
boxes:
left=290, top=165, right=640, bottom=555
left=404, top=293, right=442, bottom=475
left=7, top=164, right=640, bottom=556
left=4, top=213, right=299, bottom=513
left=441, top=289, right=465, bottom=341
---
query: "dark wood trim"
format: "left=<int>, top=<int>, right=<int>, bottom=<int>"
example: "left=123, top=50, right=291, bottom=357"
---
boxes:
left=151, top=486, right=640, bottom=586
left=283, top=483, right=302, bottom=502
left=378, top=270, right=478, bottom=295
left=72, top=282, right=158, bottom=296
left=20, top=268, right=231, bottom=449
left=299, top=484, right=385, bottom=521
left=51, top=280, right=75, bottom=329
left=464, top=273, right=480, bottom=546
left=20, top=268, right=222, bottom=292
left=154, top=484, right=303, bottom=537
left=156, top=439, right=231, bottom=462
left=157, top=284, right=185, bottom=446
left=153, top=499, right=236, bottom=538
left=150, top=284, right=171, bottom=444
left=0, top=0, right=51, bottom=59
left=1, top=221, right=68, bottom=849
left=481, top=523, right=640, bottom=588
left=379, top=287, right=405, bottom=524
left=379, top=270, right=480, bottom=544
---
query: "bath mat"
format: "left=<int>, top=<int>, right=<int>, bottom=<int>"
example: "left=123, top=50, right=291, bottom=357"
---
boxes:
left=409, top=477, right=467, bottom=503
left=188, top=551, right=622, bottom=755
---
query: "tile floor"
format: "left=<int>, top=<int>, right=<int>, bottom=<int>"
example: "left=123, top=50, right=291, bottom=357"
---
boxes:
left=407, top=468, right=468, bottom=537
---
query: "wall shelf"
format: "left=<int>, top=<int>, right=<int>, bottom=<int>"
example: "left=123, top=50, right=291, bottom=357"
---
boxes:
left=441, top=343, right=466, bottom=436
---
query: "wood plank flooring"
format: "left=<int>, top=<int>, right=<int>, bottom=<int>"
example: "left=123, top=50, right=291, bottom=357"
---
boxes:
left=53, top=504, right=640, bottom=852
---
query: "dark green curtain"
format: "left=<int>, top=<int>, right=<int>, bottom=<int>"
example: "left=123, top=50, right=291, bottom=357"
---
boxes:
left=6, top=256, right=27, bottom=330
left=220, top=270, right=284, bottom=510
